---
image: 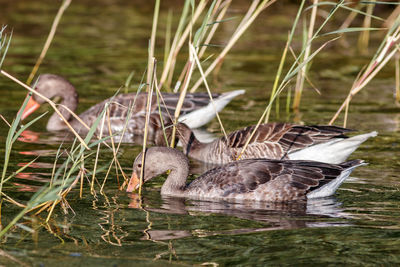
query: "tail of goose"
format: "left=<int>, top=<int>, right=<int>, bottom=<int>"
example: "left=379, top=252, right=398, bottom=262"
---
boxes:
left=289, top=131, right=377, bottom=164
left=307, top=159, right=366, bottom=199
left=179, top=89, right=245, bottom=128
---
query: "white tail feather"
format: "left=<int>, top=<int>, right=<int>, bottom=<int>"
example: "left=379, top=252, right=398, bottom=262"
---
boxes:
left=307, top=162, right=366, bottom=199
left=289, top=131, right=377, bottom=164
left=179, top=90, right=245, bottom=128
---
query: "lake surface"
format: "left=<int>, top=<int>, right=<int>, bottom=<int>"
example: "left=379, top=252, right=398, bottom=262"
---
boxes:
left=0, top=1, right=400, bottom=266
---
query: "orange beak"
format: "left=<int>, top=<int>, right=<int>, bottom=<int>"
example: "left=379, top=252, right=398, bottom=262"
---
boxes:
left=20, top=94, right=41, bottom=120
left=126, top=171, right=141, bottom=193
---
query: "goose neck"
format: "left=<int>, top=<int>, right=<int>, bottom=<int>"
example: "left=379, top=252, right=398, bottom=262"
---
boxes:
left=160, top=154, right=189, bottom=196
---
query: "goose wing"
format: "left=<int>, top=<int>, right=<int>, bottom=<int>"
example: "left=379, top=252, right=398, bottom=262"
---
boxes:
left=79, top=92, right=220, bottom=123
left=186, top=159, right=354, bottom=200
left=159, top=92, right=220, bottom=116
left=78, top=93, right=138, bottom=121
left=77, top=93, right=171, bottom=142
left=219, top=123, right=352, bottom=159
left=279, top=125, right=352, bottom=153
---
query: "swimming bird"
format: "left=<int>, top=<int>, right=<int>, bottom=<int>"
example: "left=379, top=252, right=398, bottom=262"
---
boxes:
left=173, top=122, right=377, bottom=164
left=20, top=74, right=244, bottom=141
left=126, top=147, right=365, bottom=202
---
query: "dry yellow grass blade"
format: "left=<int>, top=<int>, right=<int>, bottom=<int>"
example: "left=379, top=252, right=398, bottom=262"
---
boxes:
left=292, top=0, right=318, bottom=111
left=1, top=192, right=26, bottom=208
left=0, top=114, right=11, bottom=127
left=190, top=43, right=227, bottom=138
left=159, top=0, right=208, bottom=89
left=26, top=0, right=71, bottom=85
left=147, top=0, right=160, bottom=91
left=175, top=0, right=230, bottom=86
left=190, top=0, right=276, bottom=93
left=45, top=175, right=80, bottom=222
left=384, top=5, right=400, bottom=28
left=100, top=108, right=128, bottom=194
left=169, top=58, right=195, bottom=148
left=139, top=58, right=157, bottom=196
left=91, top=104, right=107, bottom=194
left=396, top=52, right=400, bottom=104
left=330, top=27, right=400, bottom=126
left=198, top=0, right=231, bottom=58
left=358, top=1, right=375, bottom=55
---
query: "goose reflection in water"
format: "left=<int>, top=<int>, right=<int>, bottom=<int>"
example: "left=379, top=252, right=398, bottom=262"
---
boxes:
left=127, top=193, right=352, bottom=242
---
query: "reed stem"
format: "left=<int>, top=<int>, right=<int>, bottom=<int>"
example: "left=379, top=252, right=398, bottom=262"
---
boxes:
left=190, top=0, right=275, bottom=93
left=147, top=0, right=160, bottom=91
left=358, top=1, right=375, bottom=55
left=26, top=0, right=71, bottom=85
left=330, top=24, right=400, bottom=125
left=265, top=0, right=305, bottom=122
left=139, top=58, right=157, bottom=196
left=292, top=0, right=318, bottom=111
left=396, top=52, right=400, bottom=104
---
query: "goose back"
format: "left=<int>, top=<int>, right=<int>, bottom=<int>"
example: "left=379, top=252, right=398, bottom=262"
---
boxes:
left=184, top=158, right=362, bottom=202
left=176, top=122, right=354, bottom=164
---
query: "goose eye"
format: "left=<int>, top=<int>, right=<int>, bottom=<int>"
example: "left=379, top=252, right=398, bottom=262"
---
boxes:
left=137, top=164, right=142, bottom=168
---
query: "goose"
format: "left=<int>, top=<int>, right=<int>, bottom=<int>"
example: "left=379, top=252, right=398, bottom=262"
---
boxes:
left=172, top=122, right=377, bottom=164
left=126, top=147, right=365, bottom=202
left=20, top=74, right=244, bottom=141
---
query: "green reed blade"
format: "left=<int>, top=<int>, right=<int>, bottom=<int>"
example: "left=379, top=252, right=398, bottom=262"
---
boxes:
left=321, top=27, right=384, bottom=36
left=0, top=28, right=12, bottom=69
left=11, top=112, right=48, bottom=144
left=308, top=2, right=385, bottom=21
left=2, top=157, right=39, bottom=185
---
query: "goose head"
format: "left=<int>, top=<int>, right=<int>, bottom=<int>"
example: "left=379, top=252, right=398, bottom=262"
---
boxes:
left=127, top=147, right=189, bottom=194
left=21, top=74, right=79, bottom=131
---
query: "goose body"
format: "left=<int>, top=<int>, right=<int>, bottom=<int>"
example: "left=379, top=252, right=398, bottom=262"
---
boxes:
left=21, top=74, right=244, bottom=141
left=174, top=123, right=377, bottom=164
left=127, top=147, right=365, bottom=202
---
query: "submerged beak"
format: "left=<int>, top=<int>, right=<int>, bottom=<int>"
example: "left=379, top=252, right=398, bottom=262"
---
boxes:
left=126, top=171, right=141, bottom=193
left=20, top=94, right=41, bottom=120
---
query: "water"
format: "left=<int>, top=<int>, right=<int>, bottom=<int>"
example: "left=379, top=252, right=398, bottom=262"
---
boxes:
left=1, top=1, right=400, bottom=265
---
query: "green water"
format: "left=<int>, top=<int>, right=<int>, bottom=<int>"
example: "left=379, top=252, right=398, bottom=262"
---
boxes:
left=1, top=1, right=400, bottom=266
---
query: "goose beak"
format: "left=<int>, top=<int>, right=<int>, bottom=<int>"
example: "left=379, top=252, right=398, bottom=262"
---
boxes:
left=20, top=95, right=41, bottom=120
left=126, top=171, right=140, bottom=192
